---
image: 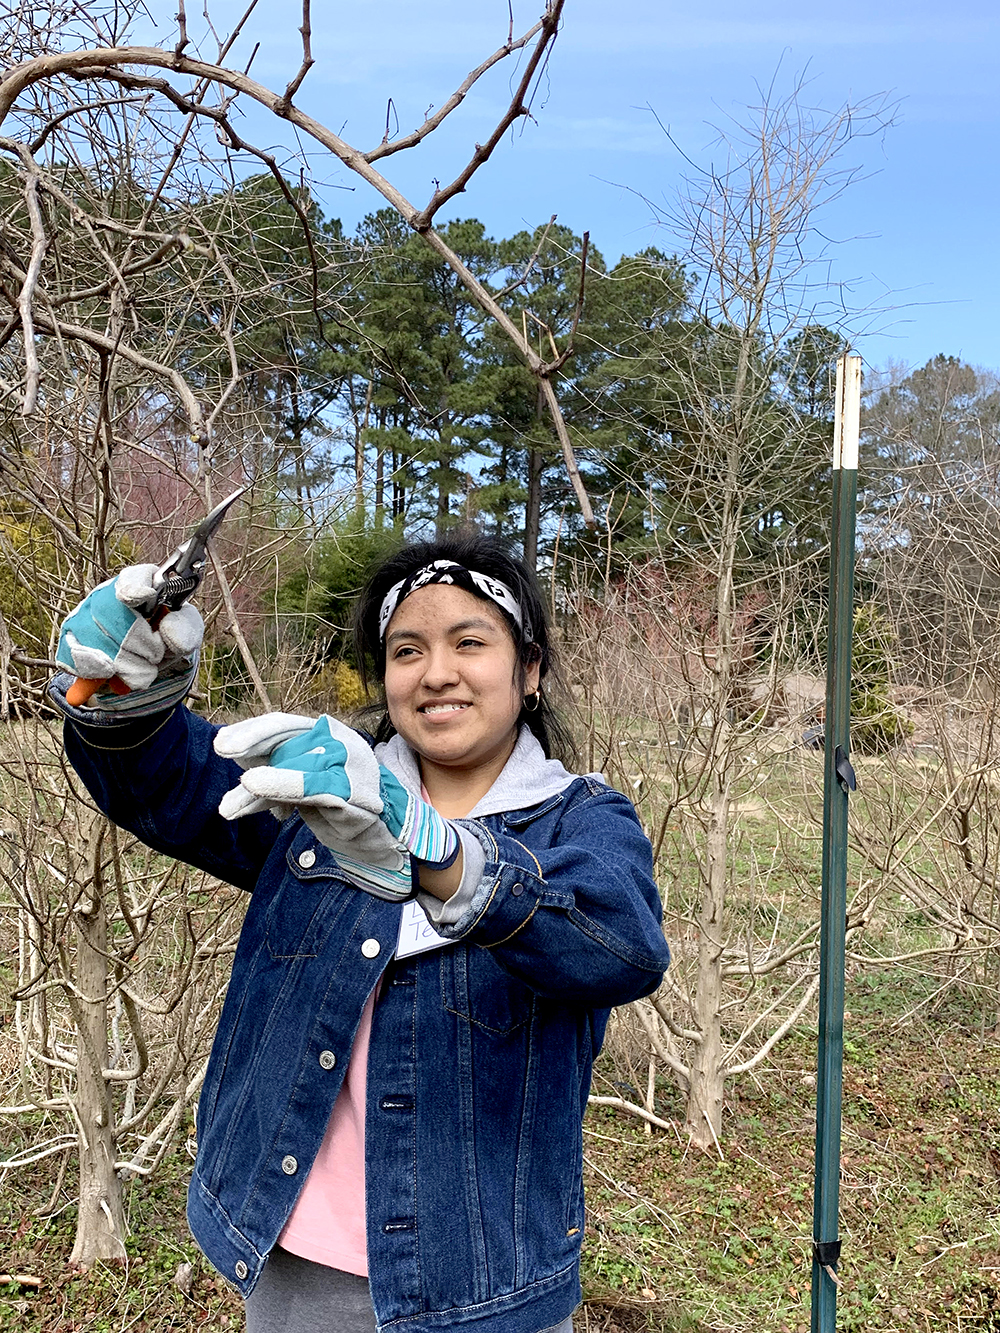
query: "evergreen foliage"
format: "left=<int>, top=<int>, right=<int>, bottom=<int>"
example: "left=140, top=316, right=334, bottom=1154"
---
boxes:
left=849, top=601, right=914, bottom=753
left=277, top=512, right=405, bottom=664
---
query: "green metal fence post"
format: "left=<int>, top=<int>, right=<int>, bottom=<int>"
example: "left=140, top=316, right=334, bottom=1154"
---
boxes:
left=812, top=353, right=861, bottom=1332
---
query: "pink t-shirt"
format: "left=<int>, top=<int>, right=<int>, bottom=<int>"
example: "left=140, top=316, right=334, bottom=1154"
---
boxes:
left=277, top=987, right=376, bottom=1275
left=279, top=790, right=439, bottom=1275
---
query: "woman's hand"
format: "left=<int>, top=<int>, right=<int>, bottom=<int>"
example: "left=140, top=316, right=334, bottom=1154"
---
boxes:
left=56, top=565, right=203, bottom=714
left=214, top=714, right=460, bottom=902
left=214, top=713, right=379, bottom=826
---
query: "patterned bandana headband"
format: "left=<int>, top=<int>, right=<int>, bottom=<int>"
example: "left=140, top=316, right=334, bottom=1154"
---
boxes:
left=378, top=560, right=530, bottom=644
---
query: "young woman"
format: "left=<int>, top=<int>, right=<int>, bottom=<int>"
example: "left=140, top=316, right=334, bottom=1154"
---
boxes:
left=53, top=531, right=669, bottom=1333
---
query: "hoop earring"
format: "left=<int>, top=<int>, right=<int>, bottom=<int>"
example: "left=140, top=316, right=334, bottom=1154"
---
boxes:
left=523, top=689, right=541, bottom=713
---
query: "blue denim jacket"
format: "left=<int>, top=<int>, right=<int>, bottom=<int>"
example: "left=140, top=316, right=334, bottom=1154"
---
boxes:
left=57, top=688, right=669, bottom=1333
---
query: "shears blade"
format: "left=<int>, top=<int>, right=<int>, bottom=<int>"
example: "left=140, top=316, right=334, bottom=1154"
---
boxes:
left=153, top=487, right=246, bottom=611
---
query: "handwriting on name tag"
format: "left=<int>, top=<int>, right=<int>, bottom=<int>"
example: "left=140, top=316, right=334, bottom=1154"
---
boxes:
left=396, top=899, right=449, bottom=958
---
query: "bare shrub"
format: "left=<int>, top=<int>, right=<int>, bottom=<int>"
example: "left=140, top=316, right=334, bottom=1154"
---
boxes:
left=0, top=717, right=246, bottom=1265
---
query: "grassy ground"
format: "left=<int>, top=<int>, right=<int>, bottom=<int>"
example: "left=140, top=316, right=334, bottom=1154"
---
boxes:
left=4, top=964, right=1000, bottom=1332
left=581, top=967, right=1000, bottom=1333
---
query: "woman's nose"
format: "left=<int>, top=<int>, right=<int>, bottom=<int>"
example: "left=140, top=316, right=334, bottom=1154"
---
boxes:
left=420, top=646, right=460, bottom=688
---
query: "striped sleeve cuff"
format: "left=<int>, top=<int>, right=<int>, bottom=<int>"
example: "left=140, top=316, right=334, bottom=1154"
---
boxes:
left=400, top=796, right=460, bottom=868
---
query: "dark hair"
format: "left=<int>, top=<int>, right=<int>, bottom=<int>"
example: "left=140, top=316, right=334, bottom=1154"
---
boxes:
left=353, top=528, right=576, bottom=765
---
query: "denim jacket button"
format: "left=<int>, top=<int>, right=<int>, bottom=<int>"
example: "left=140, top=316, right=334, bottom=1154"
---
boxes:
left=297, top=849, right=316, bottom=869
left=319, top=1050, right=337, bottom=1070
left=511, top=882, right=525, bottom=896
left=234, top=1261, right=248, bottom=1280
left=361, top=938, right=381, bottom=958
left=281, top=1154, right=298, bottom=1175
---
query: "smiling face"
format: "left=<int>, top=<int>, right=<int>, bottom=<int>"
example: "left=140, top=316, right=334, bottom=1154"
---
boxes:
left=383, top=583, right=540, bottom=800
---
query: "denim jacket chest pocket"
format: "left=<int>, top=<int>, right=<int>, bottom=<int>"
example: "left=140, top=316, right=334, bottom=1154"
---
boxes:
left=264, top=832, right=356, bottom=959
left=437, top=796, right=567, bottom=1036
left=500, top=792, right=565, bottom=835
left=440, top=943, right=534, bottom=1035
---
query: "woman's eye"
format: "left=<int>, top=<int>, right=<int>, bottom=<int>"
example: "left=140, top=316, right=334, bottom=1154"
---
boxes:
left=457, top=637, right=485, bottom=649
left=393, top=645, right=419, bottom=659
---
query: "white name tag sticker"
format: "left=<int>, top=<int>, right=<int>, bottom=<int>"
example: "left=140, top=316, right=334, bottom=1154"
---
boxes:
left=396, top=899, right=450, bottom=958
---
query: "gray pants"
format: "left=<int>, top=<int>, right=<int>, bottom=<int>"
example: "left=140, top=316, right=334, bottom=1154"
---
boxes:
left=244, top=1245, right=573, bottom=1333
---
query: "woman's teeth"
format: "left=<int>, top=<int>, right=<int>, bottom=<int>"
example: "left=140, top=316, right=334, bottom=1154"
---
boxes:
left=423, top=703, right=469, bottom=714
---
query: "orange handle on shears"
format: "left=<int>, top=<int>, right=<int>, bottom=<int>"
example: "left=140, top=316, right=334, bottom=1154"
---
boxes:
left=65, top=675, right=130, bottom=707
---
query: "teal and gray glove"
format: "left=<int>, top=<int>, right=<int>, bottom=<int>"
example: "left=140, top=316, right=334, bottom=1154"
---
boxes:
left=56, top=564, right=203, bottom=715
left=215, top=713, right=460, bottom=901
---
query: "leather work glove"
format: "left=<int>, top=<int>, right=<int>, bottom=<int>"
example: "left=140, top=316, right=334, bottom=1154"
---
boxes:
left=215, top=713, right=460, bottom=901
left=56, top=565, right=203, bottom=715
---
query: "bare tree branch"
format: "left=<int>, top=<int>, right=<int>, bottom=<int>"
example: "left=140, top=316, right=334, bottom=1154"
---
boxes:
left=410, top=1, right=564, bottom=230
left=0, top=10, right=595, bottom=524
left=17, top=168, right=46, bottom=415
left=276, top=0, right=314, bottom=113
left=364, top=15, right=548, bottom=163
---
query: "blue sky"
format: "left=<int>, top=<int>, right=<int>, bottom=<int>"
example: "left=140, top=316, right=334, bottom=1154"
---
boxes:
left=147, top=0, right=999, bottom=376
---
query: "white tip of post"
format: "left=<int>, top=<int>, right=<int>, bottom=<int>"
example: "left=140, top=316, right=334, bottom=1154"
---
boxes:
left=834, top=353, right=861, bottom=472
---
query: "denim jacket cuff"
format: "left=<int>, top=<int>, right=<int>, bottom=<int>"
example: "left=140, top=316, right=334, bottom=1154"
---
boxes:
left=416, top=826, right=486, bottom=929
left=426, top=821, right=550, bottom=945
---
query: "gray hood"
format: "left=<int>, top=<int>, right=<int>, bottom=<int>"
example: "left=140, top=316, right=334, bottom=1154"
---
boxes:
left=375, top=725, right=586, bottom=818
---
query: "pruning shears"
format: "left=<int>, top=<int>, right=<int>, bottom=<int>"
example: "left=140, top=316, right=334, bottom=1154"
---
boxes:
left=65, top=487, right=246, bottom=708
